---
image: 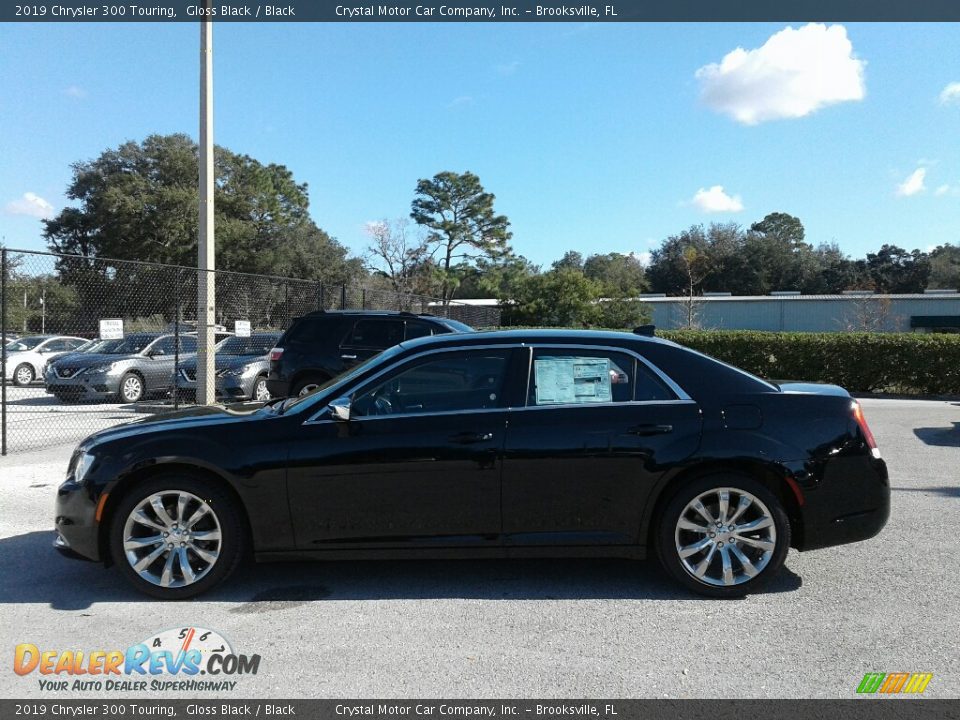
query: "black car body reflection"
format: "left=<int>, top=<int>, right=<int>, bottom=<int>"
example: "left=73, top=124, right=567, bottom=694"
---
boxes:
left=54, top=329, right=889, bottom=599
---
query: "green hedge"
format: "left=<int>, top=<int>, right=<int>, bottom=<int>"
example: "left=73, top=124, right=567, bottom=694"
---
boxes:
left=658, top=330, right=960, bottom=395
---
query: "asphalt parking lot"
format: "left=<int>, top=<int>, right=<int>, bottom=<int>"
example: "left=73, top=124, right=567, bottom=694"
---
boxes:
left=1, top=385, right=146, bottom=453
left=0, top=398, right=957, bottom=699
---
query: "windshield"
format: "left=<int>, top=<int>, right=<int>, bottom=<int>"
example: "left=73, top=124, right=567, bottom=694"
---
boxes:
left=102, top=335, right=160, bottom=354
left=84, top=338, right=126, bottom=353
left=217, top=335, right=279, bottom=356
left=6, top=336, right=46, bottom=351
left=272, top=343, right=406, bottom=415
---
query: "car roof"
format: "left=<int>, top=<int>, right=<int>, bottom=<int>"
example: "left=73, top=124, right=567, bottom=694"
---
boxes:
left=300, top=310, right=448, bottom=320
left=396, top=328, right=668, bottom=350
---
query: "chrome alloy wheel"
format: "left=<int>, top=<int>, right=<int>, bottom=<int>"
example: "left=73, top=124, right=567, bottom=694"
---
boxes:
left=674, top=487, right=777, bottom=587
left=297, top=383, right=319, bottom=397
left=15, top=364, right=34, bottom=385
left=122, top=491, right=222, bottom=588
left=121, top=375, right=143, bottom=402
left=254, top=378, right=271, bottom=401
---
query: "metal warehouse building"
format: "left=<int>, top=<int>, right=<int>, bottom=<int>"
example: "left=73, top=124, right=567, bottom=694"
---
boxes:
left=642, top=291, right=960, bottom=333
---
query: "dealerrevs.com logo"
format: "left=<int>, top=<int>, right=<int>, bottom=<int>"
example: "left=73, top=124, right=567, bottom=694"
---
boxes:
left=857, top=673, right=934, bottom=695
left=13, top=627, right=260, bottom=693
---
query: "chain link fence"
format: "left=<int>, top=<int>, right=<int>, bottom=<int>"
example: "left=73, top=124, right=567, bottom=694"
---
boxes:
left=1, top=248, right=501, bottom=455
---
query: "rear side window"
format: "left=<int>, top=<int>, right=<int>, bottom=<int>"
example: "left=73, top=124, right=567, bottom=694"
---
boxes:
left=282, top=317, right=337, bottom=344
left=344, top=320, right=404, bottom=349
left=634, top=360, right=677, bottom=402
left=404, top=321, right=435, bottom=340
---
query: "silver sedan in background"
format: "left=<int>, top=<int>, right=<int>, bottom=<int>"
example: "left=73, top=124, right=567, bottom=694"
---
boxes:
left=174, top=332, right=281, bottom=402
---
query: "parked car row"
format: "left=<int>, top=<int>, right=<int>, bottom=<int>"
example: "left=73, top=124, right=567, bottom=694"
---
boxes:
left=5, top=311, right=465, bottom=405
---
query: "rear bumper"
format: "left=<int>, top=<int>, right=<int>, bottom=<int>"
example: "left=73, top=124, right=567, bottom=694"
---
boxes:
left=797, top=456, right=890, bottom=551
left=266, top=378, right=291, bottom=398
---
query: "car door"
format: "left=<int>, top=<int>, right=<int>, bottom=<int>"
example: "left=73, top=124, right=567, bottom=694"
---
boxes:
left=35, top=339, right=69, bottom=372
left=286, top=347, right=519, bottom=549
left=337, top=319, right=404, bottom=368
left=140, top=336, right=178, bottom=390
left=501, top=345, right=702, bottom=547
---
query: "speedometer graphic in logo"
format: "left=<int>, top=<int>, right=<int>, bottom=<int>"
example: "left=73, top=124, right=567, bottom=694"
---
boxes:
left=140, top=626, right=233, bottom=671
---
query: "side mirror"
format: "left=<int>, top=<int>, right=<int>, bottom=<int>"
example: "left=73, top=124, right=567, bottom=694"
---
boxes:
left=149, top=349, right=166, bottom=358
left=327, top=397, right=351, bottom=422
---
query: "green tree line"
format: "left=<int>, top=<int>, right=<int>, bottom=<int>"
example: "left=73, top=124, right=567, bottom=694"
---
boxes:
left=4, top=134, right=958, bottom=333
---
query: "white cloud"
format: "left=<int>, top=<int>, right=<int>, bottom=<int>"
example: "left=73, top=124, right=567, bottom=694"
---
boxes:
left=938, top=82, right=960, bottom=105
left=64, top=85, right=87, bottom=99
left=935, top=184, right=950, bottom=196
left=630, top=251, right=653, bottom=267
left=695, top=23, right=866, bottom=125
left=896, top=168, right=926, bottom=197
left=690, top=185, right=744, bottom=213
left=495, top=61, right=520, bottom=76
left=4, top=192, right=55, bottom=219
left=447, top=95, right=474, bottom=109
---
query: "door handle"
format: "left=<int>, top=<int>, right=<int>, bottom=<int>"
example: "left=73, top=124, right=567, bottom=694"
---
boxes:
left=448, top=432, right=494, bottom=444
left=627, top=424, right=673, bottom=436
left=341, top=354, right=357, bottom=360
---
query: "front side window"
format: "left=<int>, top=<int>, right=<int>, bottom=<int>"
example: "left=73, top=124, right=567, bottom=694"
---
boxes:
left=352, top=350, right=511, bottom=418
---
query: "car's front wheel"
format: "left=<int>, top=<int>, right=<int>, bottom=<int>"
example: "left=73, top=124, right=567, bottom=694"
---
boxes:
left=109, top=475, right=245, bottom=599
left=656, top=474, right=790, bottom=598
left=117, top=372, right=144, bottom=403
left=13, top=363, right=35, bottom=386
left=252, top=375, right=271, bottom=401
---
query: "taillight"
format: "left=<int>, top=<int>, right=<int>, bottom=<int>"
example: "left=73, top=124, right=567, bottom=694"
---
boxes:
left=269, top=347, right=284, bottom=362
left=852, top=400, right=881, bottom=459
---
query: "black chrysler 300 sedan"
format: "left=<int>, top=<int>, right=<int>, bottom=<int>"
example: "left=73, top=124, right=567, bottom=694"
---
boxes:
left=54, top=329, right=889, bottom=599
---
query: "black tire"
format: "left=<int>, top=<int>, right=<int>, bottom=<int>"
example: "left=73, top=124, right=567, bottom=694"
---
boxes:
left=117, top=372, right=144, bottom=403
left=291, top=375, right=327, bottom=397
left=109, top=474, right=245, bottom=600
left=13, top=363, right=35, bottom=386
left=655, top=473, right=790, bottom=598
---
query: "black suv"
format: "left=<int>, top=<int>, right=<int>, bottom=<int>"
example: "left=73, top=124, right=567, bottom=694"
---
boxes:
left=266, top=310, right=473, bottom=397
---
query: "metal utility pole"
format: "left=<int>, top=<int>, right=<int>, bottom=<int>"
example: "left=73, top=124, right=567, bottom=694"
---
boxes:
left=197, top=0, right=216, bottom=405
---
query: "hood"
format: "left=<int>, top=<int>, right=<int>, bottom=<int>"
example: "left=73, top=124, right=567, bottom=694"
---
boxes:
left=80, top=403, right=263, bottom=448
left=179, top=354, right=266, bottom=372
left=55, top=352, right=140, bottom=367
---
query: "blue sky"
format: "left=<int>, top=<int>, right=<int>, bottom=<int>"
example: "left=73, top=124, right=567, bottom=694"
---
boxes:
left=1, top=21, right=958, bottom=268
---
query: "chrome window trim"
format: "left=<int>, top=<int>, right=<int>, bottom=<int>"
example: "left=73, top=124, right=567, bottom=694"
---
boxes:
left=304, top=341, right=692, bottom=425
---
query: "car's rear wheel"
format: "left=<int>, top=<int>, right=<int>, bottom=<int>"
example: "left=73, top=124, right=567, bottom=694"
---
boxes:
left=109, top=475, right=244, bottom=599
left=13, top=363, right=35, bottom=386
left=252, top=375, right=271, bottom=401
left=656, top=474, right=790, bottom=598
left=118, top=372, right=144, bottom=403
left=292, top=375, right=327, bottom=397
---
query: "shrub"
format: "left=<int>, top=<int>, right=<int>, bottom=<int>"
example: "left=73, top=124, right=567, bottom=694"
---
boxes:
left=659, top=330, right=960, bottom=395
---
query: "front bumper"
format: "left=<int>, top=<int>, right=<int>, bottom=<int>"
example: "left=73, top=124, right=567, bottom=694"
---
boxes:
left=54, top=477, right=103, bottom=562
left=46, top=371, right=122, bottom=399
left=175, top=374, right=257, bottom=401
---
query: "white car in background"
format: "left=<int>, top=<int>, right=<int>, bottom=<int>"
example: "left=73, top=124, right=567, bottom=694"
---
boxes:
left=3, top=335, right=87, bottom=386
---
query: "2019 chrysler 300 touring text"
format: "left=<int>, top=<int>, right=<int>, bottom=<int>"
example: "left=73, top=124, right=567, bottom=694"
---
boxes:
left=54, top=329, right=889, bottom=599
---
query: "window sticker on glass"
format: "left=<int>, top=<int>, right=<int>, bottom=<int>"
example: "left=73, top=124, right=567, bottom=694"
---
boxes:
left=534, top=356, right=613, bottom=405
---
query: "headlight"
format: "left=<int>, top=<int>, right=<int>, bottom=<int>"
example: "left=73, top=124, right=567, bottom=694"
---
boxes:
left=68, top=450, right=97, bottom=483
left=219, top=365, right=256, bottom=378
left=85, top=363, right=119, bottom=375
